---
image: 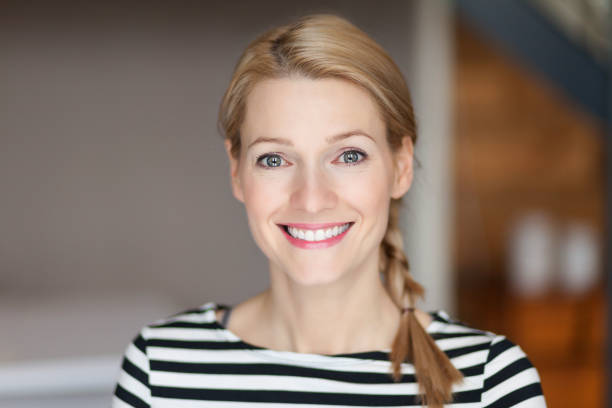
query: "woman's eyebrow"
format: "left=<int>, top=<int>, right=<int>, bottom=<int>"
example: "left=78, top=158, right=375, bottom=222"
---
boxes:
left=246, top=130, right=375, bottom=150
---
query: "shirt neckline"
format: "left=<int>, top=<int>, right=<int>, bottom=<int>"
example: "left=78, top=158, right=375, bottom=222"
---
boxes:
left=207, top=301, right=444, bottom=362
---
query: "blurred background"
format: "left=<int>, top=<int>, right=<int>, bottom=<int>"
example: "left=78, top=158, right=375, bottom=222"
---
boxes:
left=0, top=0, right=609, bottom=407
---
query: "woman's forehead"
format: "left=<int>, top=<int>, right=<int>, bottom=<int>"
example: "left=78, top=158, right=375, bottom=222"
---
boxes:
left=240, top=77, right=386, bottom=147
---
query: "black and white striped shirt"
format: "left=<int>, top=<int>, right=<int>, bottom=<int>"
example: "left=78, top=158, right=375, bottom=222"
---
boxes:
left=112, top=302, right=546, bottom=407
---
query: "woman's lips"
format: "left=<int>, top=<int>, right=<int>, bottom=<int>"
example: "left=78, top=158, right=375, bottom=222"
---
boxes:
left=277, top=222, right=354, bottom=249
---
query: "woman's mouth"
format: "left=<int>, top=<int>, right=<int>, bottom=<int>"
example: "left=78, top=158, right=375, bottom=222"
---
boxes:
left=277, top=222, right=354, bottom=248
left=284, top=223, right=352, bottom=241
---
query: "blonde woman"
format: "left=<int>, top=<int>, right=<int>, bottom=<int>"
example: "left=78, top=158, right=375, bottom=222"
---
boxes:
left=113, top=14, right=546, bottom=408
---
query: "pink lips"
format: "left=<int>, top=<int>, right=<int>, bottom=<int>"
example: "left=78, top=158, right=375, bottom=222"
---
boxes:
left=278, top=222, right=353, bottom=249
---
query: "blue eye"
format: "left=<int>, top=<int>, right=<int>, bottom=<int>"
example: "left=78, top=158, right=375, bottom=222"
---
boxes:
left=338, top=150, right=366, bottom=165
left=256, top=153, right=285, bottom=168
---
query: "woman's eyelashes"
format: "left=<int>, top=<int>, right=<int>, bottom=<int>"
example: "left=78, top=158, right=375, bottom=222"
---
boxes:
left=255, top=149, right=368, bottom=169
left=336, top=149, right=368, bottom=166
left=255, top=152, right=287, bottom=169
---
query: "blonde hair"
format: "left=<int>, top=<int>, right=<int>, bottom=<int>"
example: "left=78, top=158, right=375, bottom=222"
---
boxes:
left=218, top=14, right=463, bottom=407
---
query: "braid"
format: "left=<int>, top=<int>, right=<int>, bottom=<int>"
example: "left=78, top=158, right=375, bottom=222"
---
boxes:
left=381, top=198, right=463, bottom=407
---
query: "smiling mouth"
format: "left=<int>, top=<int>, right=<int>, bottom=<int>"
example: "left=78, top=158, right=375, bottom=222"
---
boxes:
left=279, top=222, right=354, bottom=242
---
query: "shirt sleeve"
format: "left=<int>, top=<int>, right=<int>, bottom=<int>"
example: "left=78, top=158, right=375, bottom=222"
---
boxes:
left=481, top=335, right=547, bottom=408
left=112, top=329, right=152, bottom=408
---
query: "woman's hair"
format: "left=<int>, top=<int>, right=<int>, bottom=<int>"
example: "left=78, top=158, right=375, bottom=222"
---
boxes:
left=218, top=14, right=463, bottom=407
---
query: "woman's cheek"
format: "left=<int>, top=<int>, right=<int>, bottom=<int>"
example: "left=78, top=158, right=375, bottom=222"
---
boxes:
left=242, top=173, right=287, bottom=215
left=336, top=167, right=391, bottom=204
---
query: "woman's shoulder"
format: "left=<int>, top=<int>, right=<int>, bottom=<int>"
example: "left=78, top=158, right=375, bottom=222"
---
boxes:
left=136, top=301, right=224, bottom=336
left=426, top=310, right=496, bottom=366
left=428, top=309, right=534, bottom=363
left=427, top=309, right=499, bottom=343
left=430, top=310, right=546, bottom=406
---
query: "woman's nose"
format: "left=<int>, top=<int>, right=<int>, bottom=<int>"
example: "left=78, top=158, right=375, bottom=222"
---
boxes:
left=289, top=168, right=338, bottom=213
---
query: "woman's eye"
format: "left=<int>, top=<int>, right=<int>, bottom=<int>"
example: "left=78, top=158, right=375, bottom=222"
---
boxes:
left=338, top=150, right=366, bottom=165
left=256, top=153, right=286, bottom=168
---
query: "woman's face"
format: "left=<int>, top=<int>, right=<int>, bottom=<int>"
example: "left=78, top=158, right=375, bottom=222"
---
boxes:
left=225, top=77, right=413, bottom=286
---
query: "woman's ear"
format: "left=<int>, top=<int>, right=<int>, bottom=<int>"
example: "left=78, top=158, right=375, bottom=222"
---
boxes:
left=224, top=139, right=245, bottom=203
left=391, top=136, right=414, bottom=199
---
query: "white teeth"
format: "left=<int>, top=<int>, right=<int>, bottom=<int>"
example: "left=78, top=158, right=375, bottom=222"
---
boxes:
left=286, top=223, right=351, bottom=242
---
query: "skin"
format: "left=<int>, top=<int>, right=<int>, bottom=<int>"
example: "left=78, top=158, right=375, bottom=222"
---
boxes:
left=219, top=76, right=431, bottom=355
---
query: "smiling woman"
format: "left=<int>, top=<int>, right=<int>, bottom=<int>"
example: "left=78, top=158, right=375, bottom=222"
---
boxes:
left=228, top=77, right=404, bottom=281
left=112, top=14, right=547, bottom=408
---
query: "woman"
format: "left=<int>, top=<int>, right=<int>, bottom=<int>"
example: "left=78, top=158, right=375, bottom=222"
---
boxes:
left=113, top=14, right=546, bottom=407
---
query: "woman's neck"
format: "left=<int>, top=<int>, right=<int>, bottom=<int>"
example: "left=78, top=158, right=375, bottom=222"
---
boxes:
left=259, top=265, right=402, bottom=355
left=224, top=256, right=433, bottom=356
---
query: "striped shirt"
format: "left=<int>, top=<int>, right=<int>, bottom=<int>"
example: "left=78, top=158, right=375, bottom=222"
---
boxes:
left=112, top=302, right=546, bottom=407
